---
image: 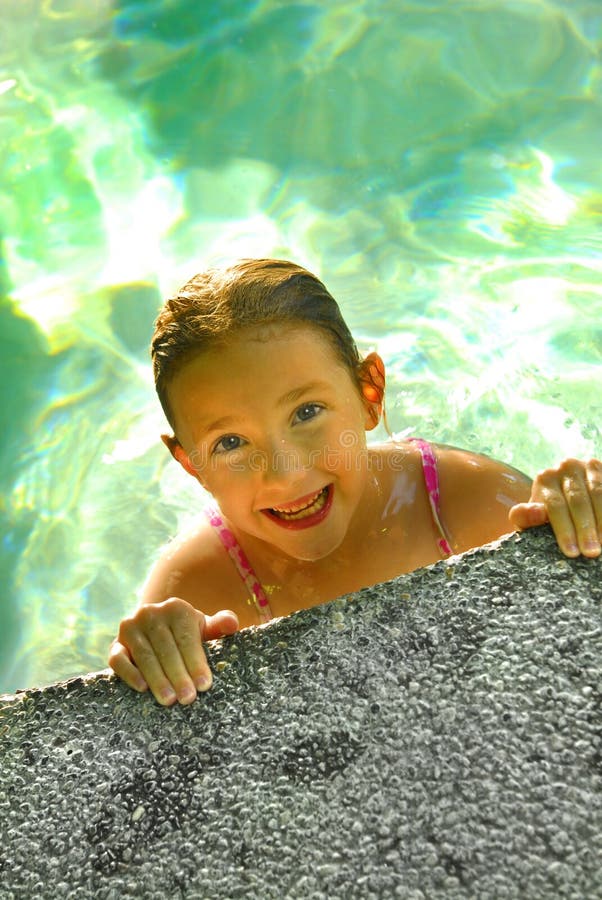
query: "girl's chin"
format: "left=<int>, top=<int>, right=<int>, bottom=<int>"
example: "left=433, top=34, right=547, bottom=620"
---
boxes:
left=288, top=548, right=338, bottom=563
left=276, top=528, right=347, bottom=563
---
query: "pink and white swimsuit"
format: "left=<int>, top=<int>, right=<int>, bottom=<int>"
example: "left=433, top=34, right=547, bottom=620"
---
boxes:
left=203, top=503, right=274, bottom=624
left=204, top=438, right=453, bottom=624
left=407, top=438, right=453, bottom=559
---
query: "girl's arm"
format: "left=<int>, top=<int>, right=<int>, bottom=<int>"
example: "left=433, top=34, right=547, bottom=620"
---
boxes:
left=436, top=447, right=601, bottom=558
left=433, top=445, right=532, bottom=553
left=109, top=518, right=247, bottom=706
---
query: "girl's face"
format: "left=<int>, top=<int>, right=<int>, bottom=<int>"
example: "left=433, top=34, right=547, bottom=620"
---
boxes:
left=167, top=324, right=380, bottom=562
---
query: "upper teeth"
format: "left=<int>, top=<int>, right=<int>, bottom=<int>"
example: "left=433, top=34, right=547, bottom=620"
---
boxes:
left=271, top=487, right=324, bottom=514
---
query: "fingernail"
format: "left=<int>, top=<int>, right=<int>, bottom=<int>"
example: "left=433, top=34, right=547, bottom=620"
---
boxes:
left=196, top=673, right=212, bottom=692
left=565, top=543, right=579, bottom=556
left=584, top=541, right=601, bottom=555
left=160, top=687, right=177, bottom=705
left=178, top=686, right=197, bottom=705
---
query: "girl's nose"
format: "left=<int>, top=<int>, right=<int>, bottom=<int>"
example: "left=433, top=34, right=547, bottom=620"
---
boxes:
left=260, top=439, right=306, bottom=487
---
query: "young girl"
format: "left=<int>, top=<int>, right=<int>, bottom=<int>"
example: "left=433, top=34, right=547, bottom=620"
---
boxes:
left=109, top=259, right=601, bottom=706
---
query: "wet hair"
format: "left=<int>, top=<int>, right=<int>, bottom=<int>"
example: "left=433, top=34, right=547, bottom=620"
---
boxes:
left=151, top=258, right=363, bottom=430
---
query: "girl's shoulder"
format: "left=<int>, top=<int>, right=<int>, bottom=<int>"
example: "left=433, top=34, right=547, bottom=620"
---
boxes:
left=370, top=437, right=533, bottom=552
left=430, top=442, right=533, bottom=550
left=429, top=441, right=532, bottom=487
left=139, top=513, right=257, bottom=625
left=371, top=435, right=531, bottom=485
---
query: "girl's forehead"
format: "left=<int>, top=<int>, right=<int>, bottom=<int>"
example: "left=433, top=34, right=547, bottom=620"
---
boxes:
left=169, top=324, right=355, bottom=419
left=227, top=322, right=332, bottom=349
left=189, top=323, right=341, bottom=371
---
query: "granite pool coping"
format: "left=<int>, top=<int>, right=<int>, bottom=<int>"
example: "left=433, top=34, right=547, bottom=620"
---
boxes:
left=1, top=526, right=600, bottom=899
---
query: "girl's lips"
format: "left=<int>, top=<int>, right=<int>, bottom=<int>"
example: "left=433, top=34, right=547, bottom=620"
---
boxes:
left=261, top=484, right=334, bottom=530
left=270, top=485, right=325, bottom=514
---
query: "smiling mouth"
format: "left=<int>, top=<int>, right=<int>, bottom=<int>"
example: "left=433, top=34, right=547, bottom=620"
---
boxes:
left=262, top=484, right=333, bottom=529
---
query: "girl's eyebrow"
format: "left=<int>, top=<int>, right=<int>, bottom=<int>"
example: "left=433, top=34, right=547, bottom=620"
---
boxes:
left=198, top=381, right=332, bottom=435
left=277, top=380, right=332, bottom=407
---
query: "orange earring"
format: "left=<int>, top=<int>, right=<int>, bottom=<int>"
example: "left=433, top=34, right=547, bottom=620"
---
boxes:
left=363, top=384, right=381, bottom=403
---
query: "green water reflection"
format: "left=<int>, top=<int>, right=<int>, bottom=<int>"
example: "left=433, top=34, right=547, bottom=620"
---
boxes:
left=0, top=0, right=600, bottom=692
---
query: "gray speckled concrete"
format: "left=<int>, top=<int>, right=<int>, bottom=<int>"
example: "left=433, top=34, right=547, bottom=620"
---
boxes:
left=1, top=526, right=600, bottom=900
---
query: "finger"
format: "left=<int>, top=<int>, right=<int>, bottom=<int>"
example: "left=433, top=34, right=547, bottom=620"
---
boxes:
left=203, top=609, right=240, bottom=641
left=146, top=621, right=200, bottom=706
left=586, top=459, right=602, bottom=540
left=508, top=502, right=548, bottom=531
left=122, top=625, right=181, bottom=706
left=561, top=467, right=601, bottom=557
left=543, top=485, right=582, bottom=557
left=170, top=609, right=240, bottom=699
left=170, top=611, right=213, bottom=695
left=108, top=641, right=149, bottom=693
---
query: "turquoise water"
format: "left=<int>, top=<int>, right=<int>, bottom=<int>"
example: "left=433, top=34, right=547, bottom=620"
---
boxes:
left=1, top=0, right=601, bottom=694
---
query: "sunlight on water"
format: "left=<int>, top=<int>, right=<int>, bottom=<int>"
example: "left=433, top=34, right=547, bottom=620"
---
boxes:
left=1, top=0, right=601, bottom=693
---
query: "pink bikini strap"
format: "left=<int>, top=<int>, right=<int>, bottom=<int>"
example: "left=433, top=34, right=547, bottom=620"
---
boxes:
left=204, top=504, right=274, bottom=624
left=408, top=438, right=453, bottom=557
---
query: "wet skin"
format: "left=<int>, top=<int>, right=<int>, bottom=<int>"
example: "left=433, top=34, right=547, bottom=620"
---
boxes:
left=109, top=324, right=602, bottom=705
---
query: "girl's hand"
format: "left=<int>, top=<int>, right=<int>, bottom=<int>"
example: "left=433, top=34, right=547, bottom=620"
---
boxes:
left=509, top=458, right=602, bottom=558
left=108, top=597, right=239, bottom=706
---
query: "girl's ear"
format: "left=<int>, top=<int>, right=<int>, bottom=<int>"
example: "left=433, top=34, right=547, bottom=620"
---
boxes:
left=358, top=351, right=386, bottom=430
left=161, top=434, right=198, bottom=479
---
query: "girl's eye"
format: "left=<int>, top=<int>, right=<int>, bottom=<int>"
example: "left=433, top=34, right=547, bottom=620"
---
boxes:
left=294, top=403, right=323, bottom=424
left=213, top=435, right=244, bottom=455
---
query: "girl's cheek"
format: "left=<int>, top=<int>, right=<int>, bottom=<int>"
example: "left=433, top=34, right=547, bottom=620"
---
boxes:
left=205, top=447, right=250, bottom=475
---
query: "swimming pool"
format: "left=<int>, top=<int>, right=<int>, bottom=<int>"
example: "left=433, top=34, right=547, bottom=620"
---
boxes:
left=1, top=0, right=601, bottom=694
